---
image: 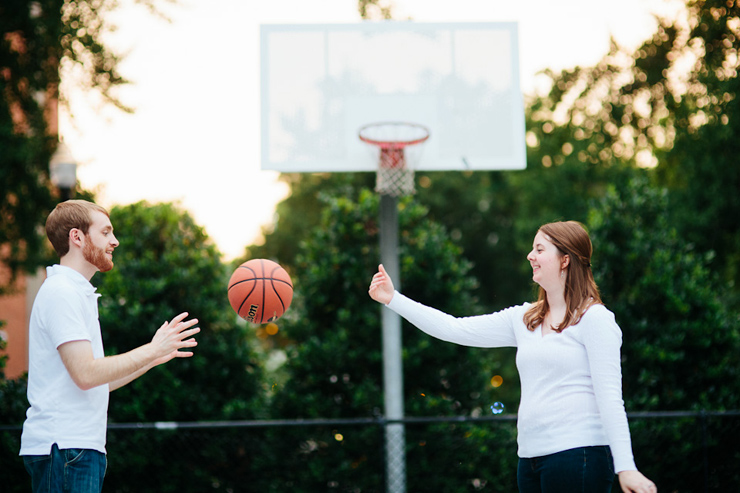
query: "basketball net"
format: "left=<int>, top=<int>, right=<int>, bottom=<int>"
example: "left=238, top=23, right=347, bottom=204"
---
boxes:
left=359, top=122, right=430, bottom=197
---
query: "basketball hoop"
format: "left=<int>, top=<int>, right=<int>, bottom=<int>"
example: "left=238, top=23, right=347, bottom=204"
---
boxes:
left=359, top=122, right=430, bottom=197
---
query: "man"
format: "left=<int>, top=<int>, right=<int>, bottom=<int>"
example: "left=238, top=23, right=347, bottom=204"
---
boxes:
left=20, top=200, right=200, bottom=493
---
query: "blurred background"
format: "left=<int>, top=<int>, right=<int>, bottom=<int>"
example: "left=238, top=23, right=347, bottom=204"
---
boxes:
left=2, top=0, right=739, bottom=491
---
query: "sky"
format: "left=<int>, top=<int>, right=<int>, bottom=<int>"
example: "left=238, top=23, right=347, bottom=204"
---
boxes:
left=59, top=0, right=683, bottom=260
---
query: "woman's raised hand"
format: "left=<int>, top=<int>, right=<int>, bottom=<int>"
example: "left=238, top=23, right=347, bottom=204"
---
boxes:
left=368, top=264, right=395, bottom=305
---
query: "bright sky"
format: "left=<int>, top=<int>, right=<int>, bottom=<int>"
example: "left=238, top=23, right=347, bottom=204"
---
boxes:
left=59, top=0, right=683, bottom=260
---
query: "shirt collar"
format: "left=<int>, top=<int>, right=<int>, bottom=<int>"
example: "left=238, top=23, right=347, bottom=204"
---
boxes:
left=47, top=264, right=100, bottom=298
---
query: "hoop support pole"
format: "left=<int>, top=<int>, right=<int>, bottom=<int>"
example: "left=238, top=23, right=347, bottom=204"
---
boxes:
left=380, top=194, right=406, bottom=493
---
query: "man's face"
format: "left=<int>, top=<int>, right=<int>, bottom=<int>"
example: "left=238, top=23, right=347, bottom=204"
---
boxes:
left=82, top=211, right=119, bottom=273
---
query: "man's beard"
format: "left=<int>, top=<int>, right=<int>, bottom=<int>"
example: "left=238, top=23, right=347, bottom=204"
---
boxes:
left=83, top=239, right=114, bottom=272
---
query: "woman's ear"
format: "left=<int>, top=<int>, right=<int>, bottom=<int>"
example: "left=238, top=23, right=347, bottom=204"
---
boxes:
left=561, top=254, right=570, bottom=269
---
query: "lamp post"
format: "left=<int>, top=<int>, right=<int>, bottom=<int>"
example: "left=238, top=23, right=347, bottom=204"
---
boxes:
left=49, top=141, right=77, bottom=201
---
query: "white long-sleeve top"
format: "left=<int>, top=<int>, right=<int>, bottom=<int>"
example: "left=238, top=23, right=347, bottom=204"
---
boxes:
left=386, top=291, right=637, bottom=473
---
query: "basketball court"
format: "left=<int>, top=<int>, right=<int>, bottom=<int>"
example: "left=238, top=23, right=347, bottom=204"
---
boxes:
left=261, top=21, right=526, bottom=493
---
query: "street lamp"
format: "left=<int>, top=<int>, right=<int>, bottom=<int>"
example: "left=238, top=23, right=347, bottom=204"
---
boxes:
left=49, top=141, right=77, bottom=201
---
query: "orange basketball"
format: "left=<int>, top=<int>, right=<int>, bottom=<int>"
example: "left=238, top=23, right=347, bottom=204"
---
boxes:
left=227, top=259, right=293, bottom=324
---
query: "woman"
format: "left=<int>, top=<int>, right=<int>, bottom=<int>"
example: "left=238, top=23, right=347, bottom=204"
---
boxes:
left=368, top=221, right=656, bottom=493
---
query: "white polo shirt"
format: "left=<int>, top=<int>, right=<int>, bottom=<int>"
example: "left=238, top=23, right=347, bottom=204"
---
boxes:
left=20, top=264, right=109, bottom=455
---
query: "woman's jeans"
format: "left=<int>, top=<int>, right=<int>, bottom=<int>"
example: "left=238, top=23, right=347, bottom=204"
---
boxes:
left=23, top=443, right=107, bottom=493
left=517, top=445, right=614, bottom=493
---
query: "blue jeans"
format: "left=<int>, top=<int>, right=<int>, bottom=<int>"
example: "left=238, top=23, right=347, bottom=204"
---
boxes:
left=517, top=446, right=614, bottom=493
left=23, top=443, right=107, bottom=493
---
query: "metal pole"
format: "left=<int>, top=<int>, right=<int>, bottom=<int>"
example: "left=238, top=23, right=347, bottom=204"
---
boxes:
left=701, top=410, right=708, bottom=493
left=380, top=193, right=405, bottom=493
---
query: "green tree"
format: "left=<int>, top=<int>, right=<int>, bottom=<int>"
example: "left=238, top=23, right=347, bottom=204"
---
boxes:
left=0, top=0, right=139, bottom=288
left=521, top=0, right=740, bottom=298
left=0, top=323, right=29, bottom=486
left=1, top=0, right=172, bottom=291
left=588, top=177, right=740, bottom=490
left=590, top=177, right=740, bottom=412
left=658, top=0, right=740, bottom=295
left=254, top=190, right=518, bottom=492
left=245, top=173, right=374, bottom=266
left=357, top=0, right=395, bottom=20
left=237, top=1, right=740, bottom=489
left=93, top=201, right=267, bottom=492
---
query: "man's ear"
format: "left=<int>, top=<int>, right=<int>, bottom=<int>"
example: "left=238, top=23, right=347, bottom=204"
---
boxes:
left=69, top=228, right=84, bottom=248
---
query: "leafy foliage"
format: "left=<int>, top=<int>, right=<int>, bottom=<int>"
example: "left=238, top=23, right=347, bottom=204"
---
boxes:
left=522, top=0, right=740, bottom=296
left=3, top=0, right=740, bottom=490
left=255, top=190, right=519, bottom=491
left=96, top=201, right=265, bottom=421
left=1, top=0, right=169, bottom=290
left=588, top=177, right=740, bottom=489
left=92, top=201, right=267, bottom=491
left=0, top=335, right=27, bottom=490
left=0, top=324, right=28, bottom=425
left=589, top=177, right=740, bottom=412
left=357, top=0, right=395, bottom=20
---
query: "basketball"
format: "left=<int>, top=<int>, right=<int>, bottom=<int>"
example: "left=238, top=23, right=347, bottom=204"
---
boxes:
left=228, top=259, right=293, bottom=324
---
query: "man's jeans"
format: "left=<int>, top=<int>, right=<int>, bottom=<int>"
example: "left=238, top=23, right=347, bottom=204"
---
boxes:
left=517, top=445, right=614, bottom=493
left=23, top=443, right=107, bottom=493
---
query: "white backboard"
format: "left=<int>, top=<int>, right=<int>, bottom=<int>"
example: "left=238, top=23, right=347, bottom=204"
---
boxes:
left=261, top=22, right=525, bottom=172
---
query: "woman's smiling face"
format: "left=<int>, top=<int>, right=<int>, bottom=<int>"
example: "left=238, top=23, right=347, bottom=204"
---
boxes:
left=527, top=231, right=565, bottom=289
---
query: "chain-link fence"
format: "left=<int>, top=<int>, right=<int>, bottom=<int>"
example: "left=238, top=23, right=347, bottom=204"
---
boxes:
left=2, top=411, right=739, bottom=492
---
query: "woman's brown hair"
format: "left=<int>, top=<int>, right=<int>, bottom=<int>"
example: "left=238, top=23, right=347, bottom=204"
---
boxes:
left=523, top=221, right=602, bottom=332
